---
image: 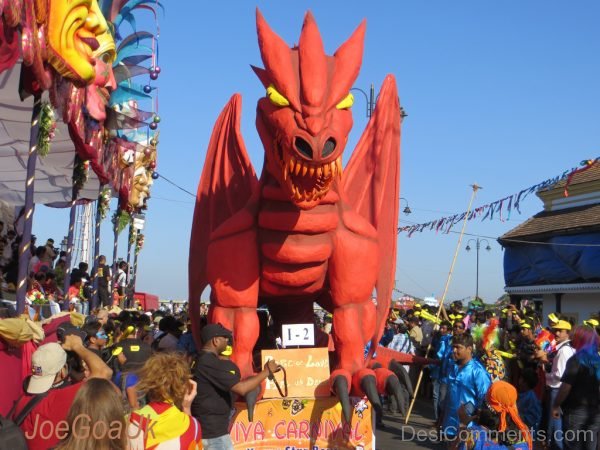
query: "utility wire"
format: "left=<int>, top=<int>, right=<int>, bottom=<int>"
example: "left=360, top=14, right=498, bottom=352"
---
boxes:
left=154, top=172, right=196, bottom=198
left=152, top=196, right=195, bottom=204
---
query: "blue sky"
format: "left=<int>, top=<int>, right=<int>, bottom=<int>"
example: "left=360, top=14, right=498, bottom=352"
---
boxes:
left=34, top=1, right=600, bottom=303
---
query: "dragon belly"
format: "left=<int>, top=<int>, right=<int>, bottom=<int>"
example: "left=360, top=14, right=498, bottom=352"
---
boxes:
left=258, top=201, right=337, bottom=296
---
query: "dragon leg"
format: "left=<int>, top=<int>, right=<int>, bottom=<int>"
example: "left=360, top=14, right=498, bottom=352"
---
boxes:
left=330, top=300, right=383, bottom=423
left=210, top=304, right=259, bottom=379
left=210, top=301, right=260, bottom=422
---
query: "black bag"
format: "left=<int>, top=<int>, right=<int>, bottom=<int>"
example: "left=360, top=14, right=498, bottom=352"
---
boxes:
left=0, top=393, right=48, bottom=450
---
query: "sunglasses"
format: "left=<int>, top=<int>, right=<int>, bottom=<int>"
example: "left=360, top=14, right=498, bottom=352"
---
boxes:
left=96, top=332, right=108, bottom=340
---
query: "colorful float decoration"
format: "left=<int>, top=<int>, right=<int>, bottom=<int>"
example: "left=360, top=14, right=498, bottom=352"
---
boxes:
left=0, top=0, right=162, bottom=208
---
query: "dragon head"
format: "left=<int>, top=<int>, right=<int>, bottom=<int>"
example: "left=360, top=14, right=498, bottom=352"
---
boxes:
left=254, top=10, right=365, bottom=209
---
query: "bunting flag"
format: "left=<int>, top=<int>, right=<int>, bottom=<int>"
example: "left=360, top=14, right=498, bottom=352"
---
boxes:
left=398, top=157, right=599, bottom=237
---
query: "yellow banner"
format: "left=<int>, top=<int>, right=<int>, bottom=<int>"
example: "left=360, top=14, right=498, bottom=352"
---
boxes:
left=261, top=348, right=331, bottom=398
left=229, top=397, right=374, bottom=449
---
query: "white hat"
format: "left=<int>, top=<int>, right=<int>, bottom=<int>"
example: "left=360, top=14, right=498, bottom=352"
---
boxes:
left=28, top=343, right=66, bottom=394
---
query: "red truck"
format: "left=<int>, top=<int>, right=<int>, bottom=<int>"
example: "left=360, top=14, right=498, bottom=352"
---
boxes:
left=133, top=292, right=159, bottom=311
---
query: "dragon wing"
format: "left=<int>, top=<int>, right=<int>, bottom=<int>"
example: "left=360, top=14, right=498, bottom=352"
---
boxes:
left=188, top=94, right=259, bottom=337
left=343, top=75, right=402, bottom=357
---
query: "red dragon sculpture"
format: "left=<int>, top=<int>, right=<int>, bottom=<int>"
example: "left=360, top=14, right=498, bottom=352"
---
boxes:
left=189, top=10, right=406, bottom=422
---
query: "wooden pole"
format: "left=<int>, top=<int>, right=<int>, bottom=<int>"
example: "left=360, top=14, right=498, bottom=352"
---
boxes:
left=16, top=95, right=42, bottom=314
left=91, top=189, right=103, bottom=309
left=404, top=184, right=481, bottom=424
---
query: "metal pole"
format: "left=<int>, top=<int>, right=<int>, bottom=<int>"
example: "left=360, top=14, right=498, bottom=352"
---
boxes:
left=111, top=213, right=119, bottom=291
left=131, top=233, right=139, bottom=306
left=62, top=200, right=77, bottom=308
left=80, top=203, right=92, bottom=266
left=126, top=223, right=133, bottom=280
left=369, top=83, right=375, bottom=117
left=16, top=95, right=42, bottom=314
left=91, top=191, right=103, bottom=310
left=475, top=239, right=480, bottom=300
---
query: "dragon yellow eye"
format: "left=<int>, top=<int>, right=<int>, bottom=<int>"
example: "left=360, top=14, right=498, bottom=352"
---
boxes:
left=266, top=84, right=290, bottom=107
left=335, top=92, right=354, bottom=110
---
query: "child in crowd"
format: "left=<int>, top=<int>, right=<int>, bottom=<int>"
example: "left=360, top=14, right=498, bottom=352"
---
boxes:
left=516, top=368, right=542, bottom=437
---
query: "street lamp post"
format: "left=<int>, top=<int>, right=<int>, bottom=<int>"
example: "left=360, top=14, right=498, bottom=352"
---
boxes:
left=465, top=238, right=491, bottom=300
left=350, top=84, right=375, bottom=118
left=400, top=197, right=412, bottom=215
left=351, top=84, right=408, bottom=119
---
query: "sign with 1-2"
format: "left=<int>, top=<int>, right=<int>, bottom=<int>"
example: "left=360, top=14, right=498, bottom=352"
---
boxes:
left=282, top=323, right=315, bottom=347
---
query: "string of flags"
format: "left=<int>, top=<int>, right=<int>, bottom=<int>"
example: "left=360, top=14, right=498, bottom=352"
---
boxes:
left=398, top=158, right=599, bottom=237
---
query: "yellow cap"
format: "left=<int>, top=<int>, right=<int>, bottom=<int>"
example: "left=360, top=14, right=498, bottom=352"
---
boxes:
left=520, top=322, right=532, bottom=329
left=551, top=320, right=572, bottom=331
left=583, top=318, right=599, bottom=327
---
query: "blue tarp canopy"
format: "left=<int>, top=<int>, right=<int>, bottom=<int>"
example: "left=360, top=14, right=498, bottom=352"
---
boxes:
left=503, top=233, right=600, bottom=286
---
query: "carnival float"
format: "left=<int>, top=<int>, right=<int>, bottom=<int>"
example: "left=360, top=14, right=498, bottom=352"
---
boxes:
left=189, top=10, right=430, bottom=449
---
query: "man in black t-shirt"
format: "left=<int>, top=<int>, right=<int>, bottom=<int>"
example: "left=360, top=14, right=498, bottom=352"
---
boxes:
left=115, top=332, right=152, bottom=372
left=191, top=323, right=281, bottom=449
left=96, top=255, right=112, bottom=308
left=553, top=341, right=600, bottom=450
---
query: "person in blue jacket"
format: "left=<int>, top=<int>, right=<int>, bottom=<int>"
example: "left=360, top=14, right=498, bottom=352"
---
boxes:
left=442, top=333, right=492, bottom=440
left=431, top=320, right=453, bottom=423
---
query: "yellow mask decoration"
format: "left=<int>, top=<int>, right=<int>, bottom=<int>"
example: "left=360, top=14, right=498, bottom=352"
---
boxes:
left=85, top=30, right=117, bottom=121
left=46, top=0, right=110, bottom=84
left=129, top=139, right=157, bottom=210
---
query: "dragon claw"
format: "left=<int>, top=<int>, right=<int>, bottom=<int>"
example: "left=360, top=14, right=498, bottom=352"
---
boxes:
left=385, top=374, right=407, bottom=417
left=333, top=375, right=352, bottom=424
left=389, top=360, right=414, bottom=397
left=360, top=375, right=383, bottom=425
left=245, top=385, right=261, bottom=422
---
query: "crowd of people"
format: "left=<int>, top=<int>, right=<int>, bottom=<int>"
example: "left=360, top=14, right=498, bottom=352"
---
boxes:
left=371, top=300, right=600, bottom=450
left=1, top=231, right=599, bottom=450
left=5, top=303, right=285, bottom=450
left=0, top=221, right=134, bottom=318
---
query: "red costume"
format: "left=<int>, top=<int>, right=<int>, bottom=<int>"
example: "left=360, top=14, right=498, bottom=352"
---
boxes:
left=189, top=10, right=404, bottom=422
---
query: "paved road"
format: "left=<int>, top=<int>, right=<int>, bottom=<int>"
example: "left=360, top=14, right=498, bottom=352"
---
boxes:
left=375, top=398, right=443, bottom=449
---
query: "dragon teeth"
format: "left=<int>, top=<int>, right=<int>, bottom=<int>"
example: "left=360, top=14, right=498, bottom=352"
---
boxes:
left=323, top=164, right=330, bottom=178
left=309, top=166, right=315, bottom=177
left=316, top=166, right=322, bottom=177
left=295, top=161, right=302, bottom=175
left=336, top=158, right=343, bottom=179
left=302, top=164, right=308, bottom=176
left=289, top=157, right=295, bottom=173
